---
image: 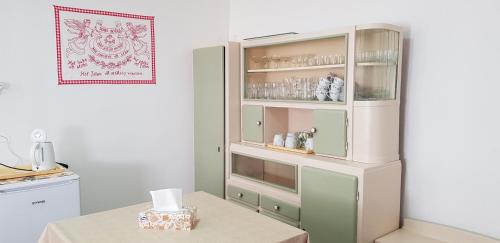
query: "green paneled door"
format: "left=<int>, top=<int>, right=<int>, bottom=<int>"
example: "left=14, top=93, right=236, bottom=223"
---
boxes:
left=242, top=105, right=263, bottom=143
left=301, top=166, right=358, bottom=243
left=313, top=109, right=347, bottom=157
left=193, top=46, right=225, bottom=198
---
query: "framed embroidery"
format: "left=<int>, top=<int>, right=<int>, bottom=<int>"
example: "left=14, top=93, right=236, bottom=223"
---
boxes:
left=54, top=6, right=156, bottom=85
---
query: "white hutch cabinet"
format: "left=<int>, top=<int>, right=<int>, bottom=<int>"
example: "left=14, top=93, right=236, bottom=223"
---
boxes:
left=203, top=23, right=405, bottom=243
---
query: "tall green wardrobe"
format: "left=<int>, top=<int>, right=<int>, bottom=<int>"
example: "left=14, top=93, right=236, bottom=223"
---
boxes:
left=193, top=46, right=225, bottom=198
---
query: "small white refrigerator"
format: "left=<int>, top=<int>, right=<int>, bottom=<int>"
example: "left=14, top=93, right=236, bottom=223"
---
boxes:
left=0, top=173, right=80, bottom=243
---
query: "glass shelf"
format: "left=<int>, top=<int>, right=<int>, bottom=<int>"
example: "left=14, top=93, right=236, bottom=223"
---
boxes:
left=243, top=98, right=344, bottom=104
left=247, top=64, right=345, bottom=73
left=355, top=29, right=400, bottom=101
left=356, top=62, right=396, bottom=67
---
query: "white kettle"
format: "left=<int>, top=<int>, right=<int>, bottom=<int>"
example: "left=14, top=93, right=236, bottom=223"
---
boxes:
left=30, top=129, right=57, bottom=171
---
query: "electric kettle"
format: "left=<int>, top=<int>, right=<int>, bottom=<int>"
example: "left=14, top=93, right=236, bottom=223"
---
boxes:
left=30, top=129, right=57, bottom=171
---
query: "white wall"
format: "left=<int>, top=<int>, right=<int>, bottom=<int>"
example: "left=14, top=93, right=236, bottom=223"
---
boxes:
left=0, top=0, right=229, bottom=214
left=229, top=0, right=500, bottom=239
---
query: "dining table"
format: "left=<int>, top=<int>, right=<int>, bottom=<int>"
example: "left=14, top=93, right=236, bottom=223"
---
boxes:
left=38, top=191, right=309, bottom=243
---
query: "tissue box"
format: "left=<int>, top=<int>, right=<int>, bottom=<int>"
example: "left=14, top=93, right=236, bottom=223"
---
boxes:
left=138, top=207, right=197, bottom=231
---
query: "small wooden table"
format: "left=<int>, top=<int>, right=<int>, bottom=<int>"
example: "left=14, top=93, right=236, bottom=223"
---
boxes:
left=39, top=191, right=308, bottom=243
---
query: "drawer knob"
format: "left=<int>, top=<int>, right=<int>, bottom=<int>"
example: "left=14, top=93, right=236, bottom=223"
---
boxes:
left=237, top=193, right=243, bottom=198
left=256, top=121, right=262, bottom=126
left=273, top=205, right=280, bottom=210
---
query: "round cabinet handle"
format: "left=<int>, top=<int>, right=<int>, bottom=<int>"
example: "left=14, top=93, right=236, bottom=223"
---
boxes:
left=256, top=121, right=262, bottom=126
left=237, top=193, right=243, bottom=198
left=310, top=127, right=317, bottom=133
left=273, top=205, right=280, bottom=210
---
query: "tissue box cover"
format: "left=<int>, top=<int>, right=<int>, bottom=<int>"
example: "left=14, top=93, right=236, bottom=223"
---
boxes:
left=138, top=207, right=197, bottom=231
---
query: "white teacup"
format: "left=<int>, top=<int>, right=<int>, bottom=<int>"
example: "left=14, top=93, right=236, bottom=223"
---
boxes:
left=273, top=134, right=285, bottom=147
left=332, top=77, right=344, bottom=86
left=318, top=78, right=331, bottom=86
left=284, top=133, right=297, bottom=149
left=315, top=88, right=329, bottom=101
left=305, top=138, right=314, bottom=151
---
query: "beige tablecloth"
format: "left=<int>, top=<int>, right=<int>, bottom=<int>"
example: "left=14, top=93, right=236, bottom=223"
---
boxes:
left=39, top=191, right=308, bottom=243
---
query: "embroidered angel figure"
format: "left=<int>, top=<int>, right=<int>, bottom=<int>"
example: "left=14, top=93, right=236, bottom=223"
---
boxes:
left=125, top=22, right=150, bottom=59
left=64, top=19, right=92, bottom=57
left=91, top=20, right=104, bottom=39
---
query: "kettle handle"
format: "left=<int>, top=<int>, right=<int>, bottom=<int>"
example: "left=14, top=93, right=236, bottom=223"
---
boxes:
left=31, top=143, right=41, bottom=169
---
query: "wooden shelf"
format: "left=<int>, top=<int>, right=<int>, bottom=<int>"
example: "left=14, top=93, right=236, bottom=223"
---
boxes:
left=247, top=64, right=345, bottom=73
left=242, top=99, right=347, bottom=110
left=267, top=144, right=314, bottom=154
left=230, top=142, right=394, bottom=171
left=356, top=62, right=396, bottom=67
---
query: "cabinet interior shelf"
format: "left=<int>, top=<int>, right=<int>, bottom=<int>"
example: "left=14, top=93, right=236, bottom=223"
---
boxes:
left=242, top=100, right=346, bottom=110
left=247, top=64, right=345, bottom=73
left=356, top=62, right=396, bottom=67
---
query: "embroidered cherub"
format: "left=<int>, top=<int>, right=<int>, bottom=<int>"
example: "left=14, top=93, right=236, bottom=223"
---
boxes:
left=64, top=19, right=92, bottom=57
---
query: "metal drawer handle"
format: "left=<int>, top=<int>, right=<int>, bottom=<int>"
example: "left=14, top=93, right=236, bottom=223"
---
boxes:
left=237, top=193, right=243, bottom=198
left=256, top=121, right=262, bottom=126
left=273, top=205, right=280, bottom=211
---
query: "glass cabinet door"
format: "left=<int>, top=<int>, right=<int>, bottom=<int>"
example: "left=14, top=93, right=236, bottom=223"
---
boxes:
left=263, top=160, right=296, bottom=190
left=231, top=153, right=264, bottom=181
left=231, top=153, right=297, bottom=192
left=355, top=29, right=400, bottom=100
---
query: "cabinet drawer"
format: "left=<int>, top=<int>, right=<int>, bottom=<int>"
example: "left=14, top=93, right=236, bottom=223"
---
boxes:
left=227, top=185, right=259, bottom=206
left=260, top=195, right=300, bottom=221
left=227, top=199, right=258, bottom=212
left=260, top=210, right=300, bottom=228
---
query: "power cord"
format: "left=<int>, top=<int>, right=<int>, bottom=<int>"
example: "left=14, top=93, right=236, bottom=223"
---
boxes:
left=0, top=134, right=26, bottom=166
left=0, top=162, right=68, bottom=172
left=0, top=134, right=32, bottom=171
left=0, top=163, right=32, bottom=171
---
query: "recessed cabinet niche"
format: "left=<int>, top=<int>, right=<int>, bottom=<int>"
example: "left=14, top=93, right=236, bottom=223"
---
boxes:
left=231, top=153, right=297, bottom=192
left=263, top=107, right=348, bottom=158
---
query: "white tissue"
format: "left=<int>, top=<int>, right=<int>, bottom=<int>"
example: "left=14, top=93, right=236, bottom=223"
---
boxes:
left=150, top=188, right=182, bottom=212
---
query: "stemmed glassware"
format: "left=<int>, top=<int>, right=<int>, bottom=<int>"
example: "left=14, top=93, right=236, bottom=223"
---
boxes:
left=251, top=53, right=346, bottom=70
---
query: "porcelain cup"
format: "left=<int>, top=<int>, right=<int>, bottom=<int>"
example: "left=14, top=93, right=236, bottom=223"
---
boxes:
left=305, top=138, right=314, bottom=151
left=273, top=134, right=285, bottom=147
left=284, top=133, right=297, bottom=149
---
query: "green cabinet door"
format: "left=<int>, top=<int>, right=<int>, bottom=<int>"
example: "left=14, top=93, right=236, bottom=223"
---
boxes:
left=242, top=105, right=263, bottom=143
left=193, top=46, right=225, bottom=198
left=313, top=109, right=347, bottom=157
left=301, top=166, right=358, bottom=243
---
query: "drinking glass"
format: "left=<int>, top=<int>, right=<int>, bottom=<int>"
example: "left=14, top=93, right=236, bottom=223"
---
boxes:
left=325, top=55, right=331, bottom=65
left=247, top=82, right=255, bottom=99
left=315, top=56, right=323, bottom=66
left=294, top=79, right=301, bottom=100
left=258, top=83, right=264, bottom=99
left=306, top=55, right=315, bottom=66
left=261, top=56, right=269, bottom=69
left=272, top=82, right=279, bottom=99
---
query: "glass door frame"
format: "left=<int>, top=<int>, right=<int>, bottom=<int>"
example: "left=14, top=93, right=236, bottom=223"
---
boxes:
left=230, top=152, right=299, bottom=193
